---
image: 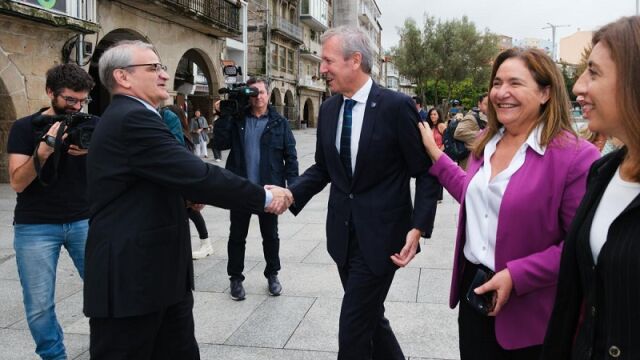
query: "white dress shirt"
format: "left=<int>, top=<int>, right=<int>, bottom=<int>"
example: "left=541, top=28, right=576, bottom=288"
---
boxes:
left=463, top=125, right=546, bottom=271
left=335, top=77, right=373, bottom=172
left=589, top=167, right=640, bottom=263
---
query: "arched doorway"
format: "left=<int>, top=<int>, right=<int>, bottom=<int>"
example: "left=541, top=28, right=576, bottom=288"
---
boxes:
left=270, top=88, right=283, bottom=115
left=284, top=90, right=295, bottom=121
left=0, top=75, right=18, bottom=182
left=88, top=29, right=149, bottom=116
left=302, top=98, right=314, bottom=128
left=173, top=49, right=218, bottom=121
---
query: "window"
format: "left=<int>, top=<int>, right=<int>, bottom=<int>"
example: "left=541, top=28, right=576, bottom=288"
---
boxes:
left=271, top=44, right=278, bottom=70
left=287, top=49, right=294, bottom=74
left=279, top=46, right=286, bottom=71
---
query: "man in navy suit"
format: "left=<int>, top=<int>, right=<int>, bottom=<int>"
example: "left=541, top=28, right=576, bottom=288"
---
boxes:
left=286, top=26, right=439, bottom=359
left=85, top=40, right=292, bottom=359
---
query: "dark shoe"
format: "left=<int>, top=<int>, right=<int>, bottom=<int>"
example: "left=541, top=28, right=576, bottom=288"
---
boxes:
left=230, top=279, right=245, bottom=301
left=267, top=275, right=282, bottom=296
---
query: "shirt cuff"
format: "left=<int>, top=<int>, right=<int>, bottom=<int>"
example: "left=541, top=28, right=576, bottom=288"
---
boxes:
left=264, top=189, right=273, bottom=208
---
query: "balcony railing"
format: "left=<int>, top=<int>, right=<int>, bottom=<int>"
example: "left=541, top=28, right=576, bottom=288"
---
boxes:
left=300, top=0, right=328, bottom=31
left=163, top=0, right=240, bottom=33
left=298, top=76, right=325, bottom=91
left=270, top=16, right=303, bottom=44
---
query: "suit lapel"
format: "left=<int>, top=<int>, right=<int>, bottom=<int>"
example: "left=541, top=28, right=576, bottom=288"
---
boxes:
left=352, top=83, right=380, bottom=182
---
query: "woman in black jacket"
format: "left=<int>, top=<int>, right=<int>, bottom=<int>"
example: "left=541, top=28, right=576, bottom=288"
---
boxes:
left=541, top=16, right=640, bottom=359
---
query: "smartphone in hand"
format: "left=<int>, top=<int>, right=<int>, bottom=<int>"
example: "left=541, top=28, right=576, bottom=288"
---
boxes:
left=465, top=267, right=496, bottom=315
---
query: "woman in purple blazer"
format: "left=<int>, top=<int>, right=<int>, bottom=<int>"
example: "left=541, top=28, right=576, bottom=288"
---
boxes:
left=418, top=48, right=600, bottom=359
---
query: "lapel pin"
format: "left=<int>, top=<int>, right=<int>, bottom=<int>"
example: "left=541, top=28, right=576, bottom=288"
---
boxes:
left=371, top=102, right=377, bottom=108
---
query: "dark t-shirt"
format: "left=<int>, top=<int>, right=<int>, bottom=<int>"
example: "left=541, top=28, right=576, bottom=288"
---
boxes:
left=6, top=110, right=98, bottom=224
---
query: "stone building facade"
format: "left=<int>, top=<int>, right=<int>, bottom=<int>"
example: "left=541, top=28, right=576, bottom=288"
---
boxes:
left=0, top=0, right=243, bottom=182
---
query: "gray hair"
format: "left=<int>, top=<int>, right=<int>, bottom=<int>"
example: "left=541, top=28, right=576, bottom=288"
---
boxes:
left=246, top=77, right=270, bottom=92
left=320, top=26, right=374, bottom=74
left=99, top=40, right=158, bottom=93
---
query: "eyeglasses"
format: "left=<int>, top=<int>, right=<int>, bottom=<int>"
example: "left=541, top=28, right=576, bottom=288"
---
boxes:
left=58, top=95, right=92, bottom=106
left=120, top=63, right=168, bottom=73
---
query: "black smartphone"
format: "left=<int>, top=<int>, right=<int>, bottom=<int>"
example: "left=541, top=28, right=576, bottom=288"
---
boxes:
left=465, top=267, right=495, bottom=315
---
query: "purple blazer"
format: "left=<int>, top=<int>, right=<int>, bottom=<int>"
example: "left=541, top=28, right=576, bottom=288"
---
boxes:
left=429, top=132, right=600, bottom=350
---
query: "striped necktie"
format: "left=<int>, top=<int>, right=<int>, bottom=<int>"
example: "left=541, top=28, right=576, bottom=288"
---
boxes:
left=340, top=99, right=357, bottom=179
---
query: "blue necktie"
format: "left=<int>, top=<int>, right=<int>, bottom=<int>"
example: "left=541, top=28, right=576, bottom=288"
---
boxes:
left=340, top=99, right=357, bottom=179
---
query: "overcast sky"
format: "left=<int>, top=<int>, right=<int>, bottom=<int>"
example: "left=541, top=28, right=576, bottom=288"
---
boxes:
left=378, top=0, right=637, bottom=50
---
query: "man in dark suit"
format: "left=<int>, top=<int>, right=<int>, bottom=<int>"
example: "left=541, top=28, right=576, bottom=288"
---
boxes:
left=286, top=26, right=439, bottom=359
left=85, top=40, right=292, bottom=359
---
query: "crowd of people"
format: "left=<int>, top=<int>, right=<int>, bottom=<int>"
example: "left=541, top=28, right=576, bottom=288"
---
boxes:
left=6, top=14, right=640, bottom=360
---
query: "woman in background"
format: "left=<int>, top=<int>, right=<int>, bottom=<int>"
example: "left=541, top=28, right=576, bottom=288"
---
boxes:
left=542, top=16, right=640, bottom=359
left=161, top=105, right=213, bottom=259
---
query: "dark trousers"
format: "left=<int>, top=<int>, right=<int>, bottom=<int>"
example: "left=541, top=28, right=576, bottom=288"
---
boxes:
left=212, top=148, right=221, bottom=160
left=227, top=210, right=280, bottom=281
left=187, top=208, right=208, bottom=239
left=458, top=260, right=541, bottom=360
left=89, top=291, right=199, bottom=360
left=337, top=234, right=404, bottom=360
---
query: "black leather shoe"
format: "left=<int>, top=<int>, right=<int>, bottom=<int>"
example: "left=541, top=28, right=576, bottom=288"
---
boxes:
left=230, top=279, right=245, bottom=301
left=267, top=275, right=282, bottom=296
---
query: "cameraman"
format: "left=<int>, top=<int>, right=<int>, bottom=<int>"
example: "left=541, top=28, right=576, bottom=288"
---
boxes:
left=7, top=63, right=97, bottom=360
left=213, top=77, right=298, bottom=300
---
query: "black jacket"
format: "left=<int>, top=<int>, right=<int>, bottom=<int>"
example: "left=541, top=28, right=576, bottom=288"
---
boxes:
left=542, top=148, right=640, bottom=359
left=288, top=82, right=439, bottom=276
left=213, top=105, right=298, bottom=187
left=85, top=95, right=266, bottom=318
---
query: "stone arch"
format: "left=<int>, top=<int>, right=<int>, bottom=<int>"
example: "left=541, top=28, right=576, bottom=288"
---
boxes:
left=270, top=87, right=283, bottom=115
left=302, top=98, right=315, bottom=128
left=0, top=50, right=23, bottom=182
left=173, top=48, right=219, bottom=121
left=88, top=28, right=150, bottom=116
left=284, top=90, right=295, bottom=121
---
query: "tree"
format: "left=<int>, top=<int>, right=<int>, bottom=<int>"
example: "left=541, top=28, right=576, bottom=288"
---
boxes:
left=393, top=14, right=498, bottom=112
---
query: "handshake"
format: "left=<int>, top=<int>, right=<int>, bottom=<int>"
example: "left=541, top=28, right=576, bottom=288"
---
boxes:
left=264, top=185, right=294, bottom=215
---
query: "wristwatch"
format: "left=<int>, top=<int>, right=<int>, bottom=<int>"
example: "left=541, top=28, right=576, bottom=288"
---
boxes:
left=43, top=135, right=56, bottom=148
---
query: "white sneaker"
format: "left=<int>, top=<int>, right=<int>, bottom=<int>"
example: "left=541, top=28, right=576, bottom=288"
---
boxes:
left=192, top=239, right=213, bottom=259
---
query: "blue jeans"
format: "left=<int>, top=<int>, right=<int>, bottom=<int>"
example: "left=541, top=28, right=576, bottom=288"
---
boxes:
left=14, top=220, right=88, bottom=360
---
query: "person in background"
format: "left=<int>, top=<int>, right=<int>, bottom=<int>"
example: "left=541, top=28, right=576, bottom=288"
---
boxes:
left=542, top=16, right=640, bottom=359
left=213, top=77, right=298, bottom=300
left=427, top=107, right=446, bottom=202
left=413, top=96, right=428, bottom=121
left=190, top=109, right=208, bottom=158
left=577, top=114, right=622, bottom=156
left=455, top=93, right=489, bottom=169
left=418, top=47, right=600, bottom=359
left=160, top=105, right=213, bottom=259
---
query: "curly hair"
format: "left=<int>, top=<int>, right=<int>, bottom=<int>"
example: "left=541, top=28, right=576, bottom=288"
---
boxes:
left=45, top=63, right=94, bottom=95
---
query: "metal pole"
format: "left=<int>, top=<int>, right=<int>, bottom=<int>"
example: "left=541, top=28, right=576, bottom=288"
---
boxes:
left=637, top=0, right=639, bottom=15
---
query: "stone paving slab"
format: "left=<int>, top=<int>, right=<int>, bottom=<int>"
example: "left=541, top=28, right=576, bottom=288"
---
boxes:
left=225, top=296, right=316, bottom=348
left=199, top=344, right=337, bottom=360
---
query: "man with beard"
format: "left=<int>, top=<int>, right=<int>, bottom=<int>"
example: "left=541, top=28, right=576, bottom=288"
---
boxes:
left=7, top=63, right=97, bottom=359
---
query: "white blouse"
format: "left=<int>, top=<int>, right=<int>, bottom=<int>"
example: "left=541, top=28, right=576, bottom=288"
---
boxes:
left=589, top=167, right=640, bottom=263
left=463, top=126, right=545, bottom=271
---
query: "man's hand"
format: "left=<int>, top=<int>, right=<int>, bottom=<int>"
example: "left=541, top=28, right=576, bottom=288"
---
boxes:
left=67, top=144, right=88, bottom=156
left=189, top=203, right=205, bottom=212
left=264, top=185, right=293, bottom=215
left=37, top=121, right=64, bottom=160
left=473, top=268, right=513, bottom=316
left=390, top=228, right=422, bottom=267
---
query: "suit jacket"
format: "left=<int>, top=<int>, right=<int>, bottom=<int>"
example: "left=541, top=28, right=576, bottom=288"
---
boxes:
left=542, top=148, right=640, bottom=359
left=429, top=132, right=600, bottom=349
left=84, top=95, right=265, bottom=318
left=288, top=82, right=439, bottom=276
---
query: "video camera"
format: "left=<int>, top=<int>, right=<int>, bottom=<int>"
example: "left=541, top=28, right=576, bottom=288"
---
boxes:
left=32, top=112, right=94, bottom=149
left=217, top=65, right=258, bottom=120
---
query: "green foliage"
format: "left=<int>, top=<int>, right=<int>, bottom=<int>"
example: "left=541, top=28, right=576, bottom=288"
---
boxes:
left=393, top=13, right=499, bottom=113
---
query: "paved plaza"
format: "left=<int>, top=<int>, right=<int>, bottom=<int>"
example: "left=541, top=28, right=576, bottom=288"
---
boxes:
left=0, top=128, right=460, bottom=360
